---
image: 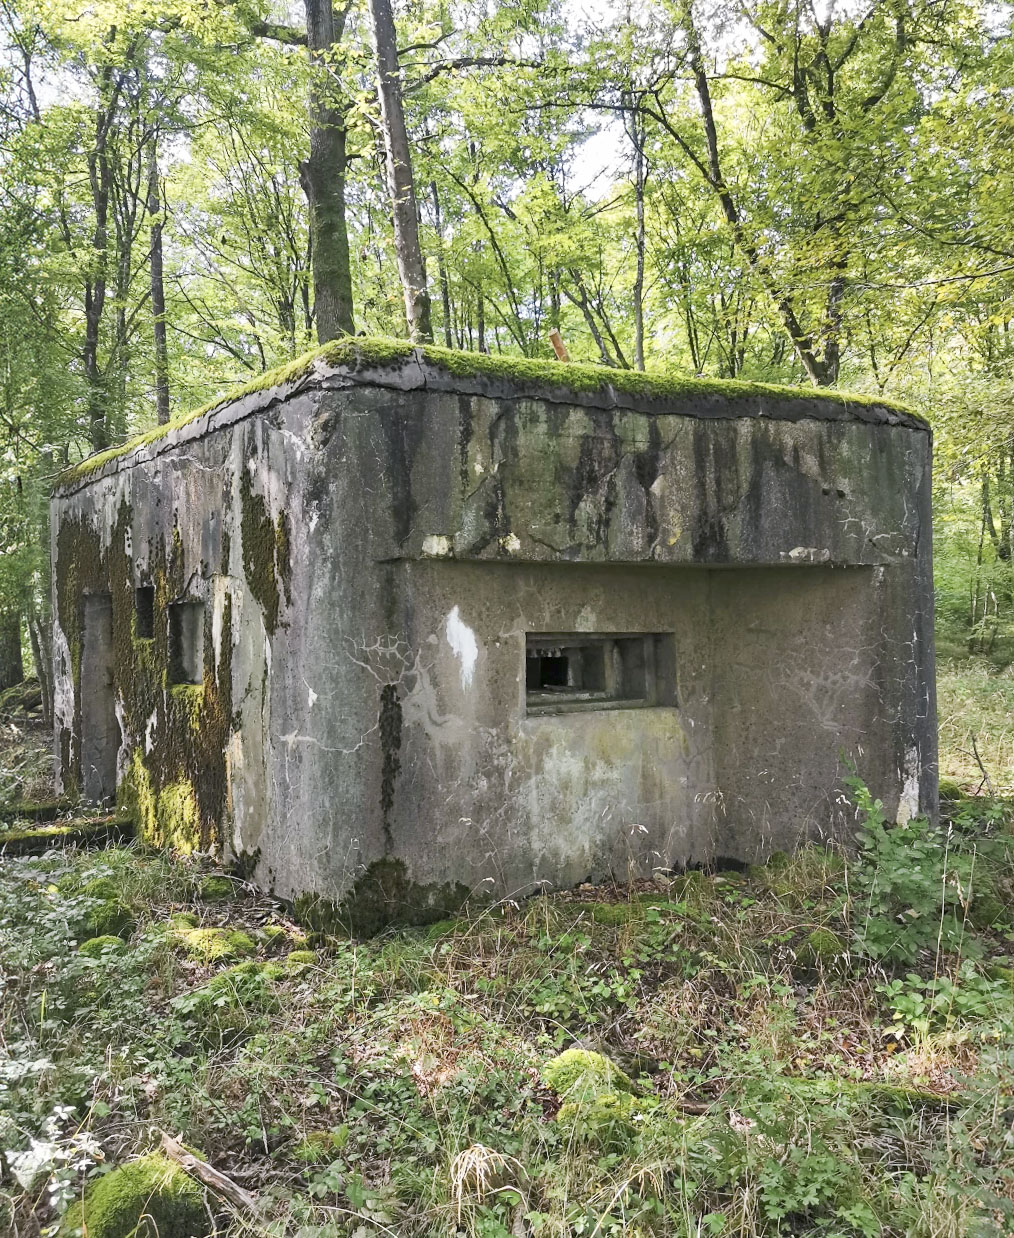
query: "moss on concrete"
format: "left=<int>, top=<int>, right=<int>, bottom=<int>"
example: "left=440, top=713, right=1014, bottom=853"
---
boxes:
left=0, top=816, right=133, bottom=855
left=239, top=467, right=288, bottom=635
left=54, top=500, right=233, bottom=854
left=292, top=857, right=471, bottom=937
left=54, top=338, right=923, bottom=490
left=59, top=1153, right=207, bottom=1238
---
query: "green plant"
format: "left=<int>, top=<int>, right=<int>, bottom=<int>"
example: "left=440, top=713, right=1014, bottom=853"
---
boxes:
left=879, top=962, right=1014, bottom=1036
left=844, top=774, right=988, bottom=964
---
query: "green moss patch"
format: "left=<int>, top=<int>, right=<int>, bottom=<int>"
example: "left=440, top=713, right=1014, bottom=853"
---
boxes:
left=59, top=1153, right=207, bottom=1238
left=796, top=927, right=849, bottom=972
left=197, top=875, right=235, bottom=902
left=0, top=815, right=134, bottom=856
left=84, top=898, right=135, bottom=939
left=542, top=1049, right=633, bottom=1102
left=78, top=935, right=127, bottom=959
left=172, top=925, right=257, bottom=962
left=292, top=1127, right=349, bottom=1163
left=292, top=857, right=471, bottom=937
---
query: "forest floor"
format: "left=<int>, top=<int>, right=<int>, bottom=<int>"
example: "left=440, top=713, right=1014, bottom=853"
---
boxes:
left=2, top=663, right=1014, bottom=1237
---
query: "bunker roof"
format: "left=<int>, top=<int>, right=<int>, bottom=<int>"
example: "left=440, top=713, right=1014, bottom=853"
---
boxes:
left=54, top=336, right=928, bottom=493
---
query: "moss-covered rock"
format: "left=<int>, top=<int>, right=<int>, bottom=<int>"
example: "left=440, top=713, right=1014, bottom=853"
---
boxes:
left=59, top=1153, right=207, bottom=1238
left=198, top=875, right=235, bottom=902
left=796, top=927, right=849, bottom=971
left=259, top=923, right=290, bottom=947
left=556, top=1091, right=644, bottom=1152
left=588, top=901, right=641, bottom=926
left=82, top=876, right=121, bottom=901
left=285, top=949, right=317, bottom=969
left=542, top=1049, right=633, bottom=1102
left=175, top=961, right=282, bottom=1048
left=79, top=935, right=127, bottom=958
left=173, top=926, right=256, bottom=962
left=84, top=899, right=135, bottom=939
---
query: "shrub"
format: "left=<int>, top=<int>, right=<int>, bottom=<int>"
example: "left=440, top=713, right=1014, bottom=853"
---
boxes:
left=844, top=775, right=993, bottom=963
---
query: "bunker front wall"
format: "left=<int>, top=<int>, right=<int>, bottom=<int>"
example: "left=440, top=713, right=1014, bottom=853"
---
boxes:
left=50, top=369, right=935, bottom=912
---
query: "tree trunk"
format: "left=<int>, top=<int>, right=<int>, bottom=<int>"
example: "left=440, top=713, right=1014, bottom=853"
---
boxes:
left=628, top=102, right=647, bottom=371
left=85, top=77, right=114, bottom=452
left=368, top=0, right=432, bottom=342
left=0, top=611, right=23, bottom=693
left=148, top=149, right=171, bottom=423
left=301, top=0, right=355, bottom=342
left=430, top=182, right=453, bottom=347
left=28, top=612, right=52, bottom=727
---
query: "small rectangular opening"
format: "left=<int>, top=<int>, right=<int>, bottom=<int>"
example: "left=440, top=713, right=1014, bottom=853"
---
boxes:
left=169, top=600, right=205, bottom=685
left=134, top=586, right=155, bottom=640
left=525, top=633, right=676, bottom=715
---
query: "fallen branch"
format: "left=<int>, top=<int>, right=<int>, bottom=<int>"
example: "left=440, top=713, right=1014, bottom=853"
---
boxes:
left=159, top=1133, right=260, bottom=1216
left=971, top=735, right=994, bottom=796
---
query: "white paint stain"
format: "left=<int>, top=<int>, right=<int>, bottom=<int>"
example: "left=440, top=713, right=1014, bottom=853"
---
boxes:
left=896, top=747, right=921, bottom=823
left=423, top=534, right=452, bottom=557
left=445, top=605, right=478, bottom=690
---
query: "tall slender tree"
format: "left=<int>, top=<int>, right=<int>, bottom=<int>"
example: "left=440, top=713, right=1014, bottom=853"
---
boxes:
left=368, top=0, right=432, bottom=342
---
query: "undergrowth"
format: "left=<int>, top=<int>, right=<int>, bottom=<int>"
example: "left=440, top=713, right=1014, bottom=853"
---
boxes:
left=1, top=789, right=1013, bottom=1237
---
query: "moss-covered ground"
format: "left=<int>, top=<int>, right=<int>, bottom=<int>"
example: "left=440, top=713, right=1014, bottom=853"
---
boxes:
left=2, top=789, right=1013, bottom=1237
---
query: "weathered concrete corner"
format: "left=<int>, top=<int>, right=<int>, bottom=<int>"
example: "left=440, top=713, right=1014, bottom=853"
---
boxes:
left=51, top=342, right=937, bottom=924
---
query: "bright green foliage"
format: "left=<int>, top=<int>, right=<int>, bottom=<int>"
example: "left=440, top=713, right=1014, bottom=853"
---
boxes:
left=60, top=1154, right=207, bottom=1238
left=843, top=774, right=1010, bottom=963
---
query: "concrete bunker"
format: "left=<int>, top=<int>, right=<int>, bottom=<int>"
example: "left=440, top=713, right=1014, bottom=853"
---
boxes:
left=50, top=339, right=937, bottom=924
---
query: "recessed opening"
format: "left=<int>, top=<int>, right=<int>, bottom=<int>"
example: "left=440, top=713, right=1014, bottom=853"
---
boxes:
left=169, top=600, right=205, bottom=685
left=525, top=633, right=676, bottom=714
left=134, top=586, right=155, bottom=640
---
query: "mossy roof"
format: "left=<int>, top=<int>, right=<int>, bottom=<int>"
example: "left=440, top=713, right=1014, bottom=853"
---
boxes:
left=54, top=336, right=927, bottom=491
